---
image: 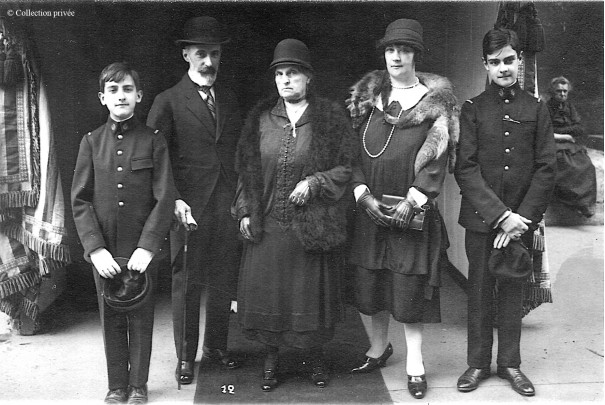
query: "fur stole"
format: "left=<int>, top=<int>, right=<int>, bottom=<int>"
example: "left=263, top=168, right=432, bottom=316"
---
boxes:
left=235, top=94, right=355, bottom=251
left=346, top=70, right=460, bottom=173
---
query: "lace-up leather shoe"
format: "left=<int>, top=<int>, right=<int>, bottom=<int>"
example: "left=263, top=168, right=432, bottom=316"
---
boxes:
left=407, top=375, right=427, bottom=399
left=497, top=367, right=535, bottom=396
left=261, top=368, right=278, bottom=392
left=350, top=343, right=393, bottom=373
left=457, top=367, right=491, bottom=392
left=311, top=361, right=329, bottom=388
left=104, top=388, right=128, bottom=404
left=175, top=360, right=194, bottom=385
left=127, top=385, right=148, bottom=404
left=203, top=347, right=242, bottom=369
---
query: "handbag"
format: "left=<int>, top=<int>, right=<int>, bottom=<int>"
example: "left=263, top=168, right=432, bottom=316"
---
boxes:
left=488, top=240, right=533, bottom=280
left=381, top=194, right=429, bottom=231
left=292, top=197, right=350, bottom=253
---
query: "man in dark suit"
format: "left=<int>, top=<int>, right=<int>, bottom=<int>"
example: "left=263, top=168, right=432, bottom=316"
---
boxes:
left=147, top=16, right=242, bottom=385
left=454, top=28, right=556, bottom=397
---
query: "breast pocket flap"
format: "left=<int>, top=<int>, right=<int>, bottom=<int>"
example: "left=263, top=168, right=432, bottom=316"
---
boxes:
left=131, top=157, right=153, bottom=171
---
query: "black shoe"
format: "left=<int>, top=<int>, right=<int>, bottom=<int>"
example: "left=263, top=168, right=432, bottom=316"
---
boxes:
left=127, top=385, right=148, bottom=404
left=457, top=367, right=491, bottom=392
left=104, top=388, right=128, bottom=404
left=175, top=360, right=194, bottom=385
left=311, top=361, right=329, bottom=388
left=497, top=367, right=535, bottom=397
left=261, top=368, right=279, bottom=392
left=204, top=347, right=242, bottom=369
left=407, top=375, right=427, bottom=399
left=350, top=343, right=393, bottom=373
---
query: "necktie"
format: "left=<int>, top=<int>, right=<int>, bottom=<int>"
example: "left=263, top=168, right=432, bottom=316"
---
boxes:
left=199, top=85, right=216, bottom=121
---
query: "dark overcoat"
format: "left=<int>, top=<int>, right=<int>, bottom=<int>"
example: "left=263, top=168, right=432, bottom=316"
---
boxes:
left=146, top=74, right=241, bottom=219
left=455, top=82, right=556, bottom=232
left=71, top=116, right=175, bottom=261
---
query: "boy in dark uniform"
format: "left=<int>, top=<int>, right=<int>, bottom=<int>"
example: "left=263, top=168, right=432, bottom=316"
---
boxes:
left=454, top=29, right=556, bottom=397
left=72, top=62, right=175, bottom=404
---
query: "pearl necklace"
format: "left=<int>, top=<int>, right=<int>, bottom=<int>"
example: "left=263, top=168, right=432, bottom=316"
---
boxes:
left=391, top=78, right=420, bottom=90
left=362, top=106, right=404, bottom=158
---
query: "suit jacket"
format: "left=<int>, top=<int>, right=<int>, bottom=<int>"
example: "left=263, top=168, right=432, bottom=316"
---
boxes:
left=71, top=116, right=175, bottom=261
left=454, top=82, right=556, bottom=233
left=147, top=74, right=242, bottom=220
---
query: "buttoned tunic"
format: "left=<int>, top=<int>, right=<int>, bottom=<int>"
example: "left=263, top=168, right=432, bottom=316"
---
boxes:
left=455, top=82, right=556, bottom=232
left=72, top=116, right=175, bottom=261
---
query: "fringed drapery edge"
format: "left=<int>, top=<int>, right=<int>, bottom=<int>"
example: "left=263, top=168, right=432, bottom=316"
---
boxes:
left=39, top=257, right=67, bottom=275
left=0, top=295, right=39, bottom=320
left=0, top=270, right=41, bottom=299
left=0, top=191, right=39, bottom=210
left=1, top=223, right=71, bottom=265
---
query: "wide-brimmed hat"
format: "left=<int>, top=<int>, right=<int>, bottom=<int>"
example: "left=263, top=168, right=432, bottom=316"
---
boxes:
left=175, top=16, right=230, bottom=46
left=101, top=257, right=152, bottom=312
left=376, top=18, right=425, bottom=52
left=488, top=241, right=533, bottom=280
left=269, top=39, right=313, bottom=71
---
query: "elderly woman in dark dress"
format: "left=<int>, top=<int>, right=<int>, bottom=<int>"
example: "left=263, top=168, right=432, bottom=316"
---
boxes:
left=233, top=39, right=355, bottom=391
left=345, top=19, right=459, bottom=399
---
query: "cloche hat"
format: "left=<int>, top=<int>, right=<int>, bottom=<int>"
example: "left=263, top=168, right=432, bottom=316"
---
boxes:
left=101, top=257, right=153, bottom=312
left=175, top=16, right=230, bottom=46
left=376, top=18, right=425, bottom=52
left=269, top=39, right=313, bottom=71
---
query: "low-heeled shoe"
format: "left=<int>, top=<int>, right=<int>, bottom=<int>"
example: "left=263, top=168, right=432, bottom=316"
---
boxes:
left=104, top=388, right=129, bottom=404
left=204, top=348, right=242, bottom=369
left=261, top=368, right=278, bottom=392
left=407, top=375, right=427, bottom=399
left=497, top=367, right=535, bottom=396
left=127, top=385, right=148, bottom=404
left=350, top=343, right=393, bottom=373
left=457, top=367, right=491, bottom=392
left=311, top=363, right=329, bottom=388
left=175, top=360, right=194, bottom=385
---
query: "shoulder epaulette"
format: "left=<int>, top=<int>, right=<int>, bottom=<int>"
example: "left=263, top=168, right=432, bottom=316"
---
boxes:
left=465, top=99, right=473, bottom=104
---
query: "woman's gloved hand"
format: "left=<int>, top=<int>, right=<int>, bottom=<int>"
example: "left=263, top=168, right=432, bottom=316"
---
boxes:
left=390, top=198, right=415, bottom=229
left=358, top=191, right=391, bottom=227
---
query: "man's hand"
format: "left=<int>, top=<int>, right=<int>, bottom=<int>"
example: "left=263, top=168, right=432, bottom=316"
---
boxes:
left=493, top=230, right=512, bottom=249
left=500, top=212, right=531, bottom=240
left=289, top=180, right=310, bottom=206
left=174, top=199, right=194, bottom=230
left=90, top=248, right=121, bottom=279
left=128, top=248, right=155, bottom=273
left=239, top=216, right=253, bottom=240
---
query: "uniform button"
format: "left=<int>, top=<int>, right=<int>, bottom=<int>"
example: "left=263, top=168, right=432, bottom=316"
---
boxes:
left=504, top=166, right=509, bottom=170
left=504, top=99, right=510, bottom=104
left=117, top=166, right=123, bottom=172
left=117, top=134, right=123, bottom=140
left=504, top=114, right=510, bottom=119
left=117, top=183, right=123, bottom=189
left=118, top=201, right=124, bottom=207
left=504, top=131, right=510, bottom=136
left=505, top=148, right=511, bottom=153
left=117, top=150, right=123, bottom=156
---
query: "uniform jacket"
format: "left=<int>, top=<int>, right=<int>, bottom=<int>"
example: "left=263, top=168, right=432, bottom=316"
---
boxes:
left=455, top=82, right=556, bottom=233
left=71, top=116, right=175, bottom=261
left=146, top=74, right=242, bottom=220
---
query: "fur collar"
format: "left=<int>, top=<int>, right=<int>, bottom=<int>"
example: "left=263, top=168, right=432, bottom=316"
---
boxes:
left=346, top=70, right=460, bottom=173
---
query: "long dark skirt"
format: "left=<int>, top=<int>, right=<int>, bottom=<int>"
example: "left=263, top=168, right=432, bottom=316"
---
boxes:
left=238, top=218, right=343, bottom=349
left=554, top=144, right=597, bottom=213
left=349, top=266, right=441, bottom=324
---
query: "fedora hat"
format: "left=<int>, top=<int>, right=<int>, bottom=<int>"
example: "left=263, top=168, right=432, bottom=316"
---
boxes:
left=488, top=241, right=533, bottom=280
left=376, top=18, right=425, bottom=52
left=175, top=16, right=230, bottom=46
left=269, top=38, right=313, bottom=71
left=102, top=257, right=152, bottom=312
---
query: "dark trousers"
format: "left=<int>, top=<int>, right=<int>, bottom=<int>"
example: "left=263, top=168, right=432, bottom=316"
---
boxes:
left=172, top=180, right=241, bottom=361
left=465, top=230, right=525, bottom=368
left=93, top=262, right=158, bottom=390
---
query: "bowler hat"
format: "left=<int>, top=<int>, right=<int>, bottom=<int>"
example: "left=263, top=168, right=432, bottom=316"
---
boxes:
left=102, top=257, right=152, bottom=312
left=175, top=16, right=230, bottom=46
left=376, top=18, right=425, bottom=52
left=488, top=241, right=533, bottom=280
left=269, top=39, right=313, bottom=71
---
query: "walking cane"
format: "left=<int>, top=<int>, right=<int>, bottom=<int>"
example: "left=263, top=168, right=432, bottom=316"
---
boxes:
left=177, top=212, right=197, bottom=390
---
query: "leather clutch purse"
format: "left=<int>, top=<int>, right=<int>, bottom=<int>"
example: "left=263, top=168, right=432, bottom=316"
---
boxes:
left=381, top=194, right=427, bottom=231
